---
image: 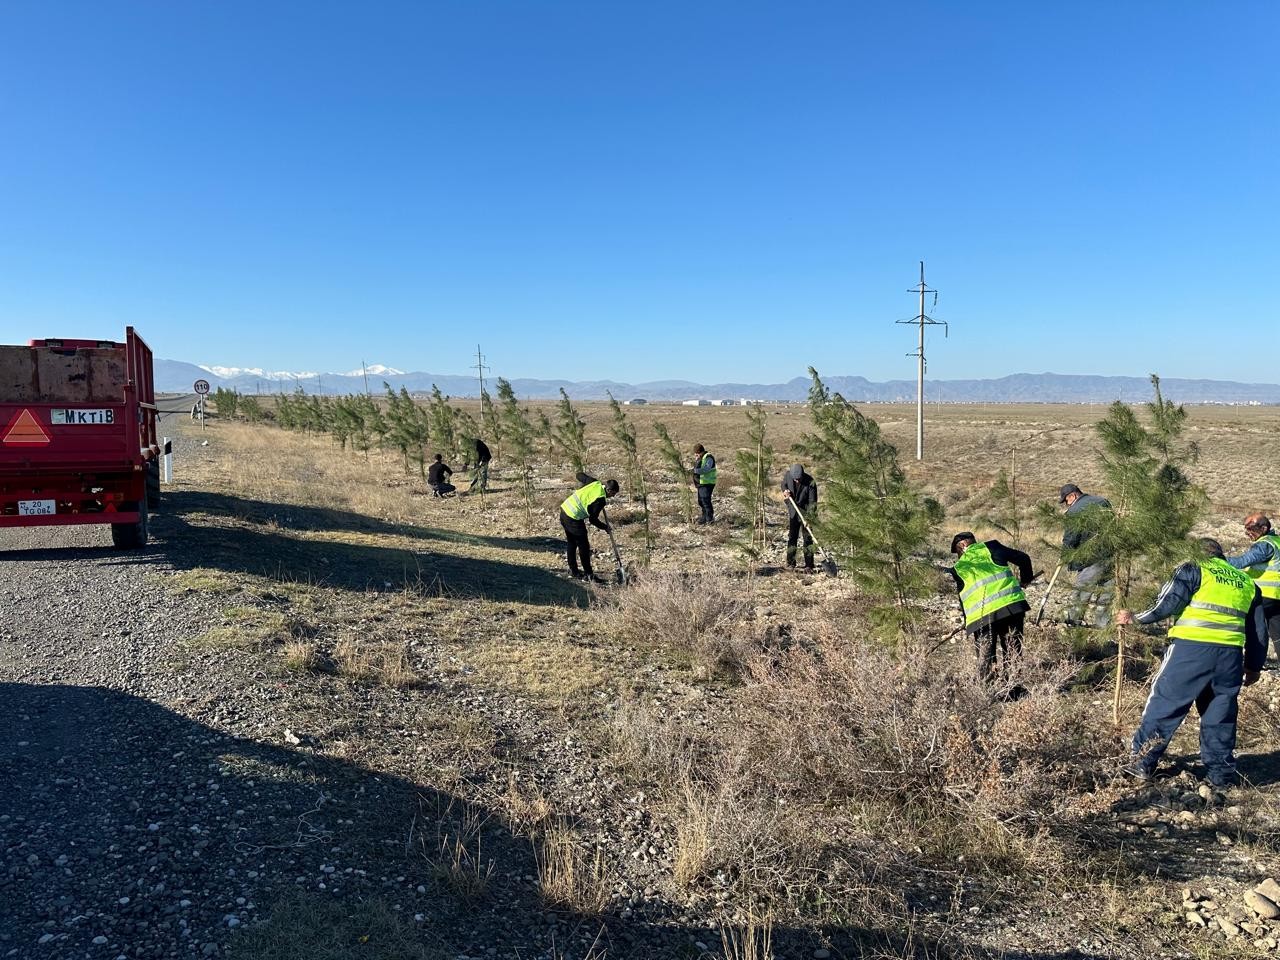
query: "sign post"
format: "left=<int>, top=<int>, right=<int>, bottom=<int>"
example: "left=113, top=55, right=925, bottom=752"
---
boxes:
left=193, top=379, right=210, bottom=432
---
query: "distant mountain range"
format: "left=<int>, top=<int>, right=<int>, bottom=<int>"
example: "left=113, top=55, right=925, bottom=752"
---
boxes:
left=153, top=358, right=1280, bottom=405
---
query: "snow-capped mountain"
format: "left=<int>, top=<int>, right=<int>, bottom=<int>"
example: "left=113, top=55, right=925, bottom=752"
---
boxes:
left=198, top=365, right=319, bottom=380
left=344, top=364, right=405, bottom=377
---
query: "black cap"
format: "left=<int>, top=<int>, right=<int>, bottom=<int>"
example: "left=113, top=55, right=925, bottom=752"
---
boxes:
left=1058, top=483, right=1082, bottom=503
left=950, top=531, right=976, bottom=555
left=604, top=479, right=620, bottom=496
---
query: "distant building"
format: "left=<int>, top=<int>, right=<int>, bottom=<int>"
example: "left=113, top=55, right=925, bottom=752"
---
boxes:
left=718, top=399, right=735, bottom=406
left=682, top=399, right=712, bottom=406
left=624, top=398, right=647, bottom=406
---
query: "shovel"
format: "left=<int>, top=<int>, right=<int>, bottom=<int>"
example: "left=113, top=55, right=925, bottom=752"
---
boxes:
left=599, top=506, right=628, bottom=585
left=1034, top=564, right=1063, bottom=625
left=784, top=496, right=838, bottom=577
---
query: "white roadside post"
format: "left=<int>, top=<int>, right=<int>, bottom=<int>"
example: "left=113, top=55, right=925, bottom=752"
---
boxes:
left=161, top=437, right=173, bottom=483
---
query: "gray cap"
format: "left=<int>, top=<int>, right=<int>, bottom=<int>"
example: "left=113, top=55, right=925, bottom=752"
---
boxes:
left=1058, top=483, right=1082, bottom=503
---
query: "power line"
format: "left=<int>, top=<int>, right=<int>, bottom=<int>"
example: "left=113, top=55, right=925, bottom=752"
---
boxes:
left=895, top=261, right=948, bottom=461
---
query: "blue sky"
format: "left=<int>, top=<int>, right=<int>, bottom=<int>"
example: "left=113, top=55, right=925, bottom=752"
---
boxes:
left=0, top=1, right=1275, bottom=384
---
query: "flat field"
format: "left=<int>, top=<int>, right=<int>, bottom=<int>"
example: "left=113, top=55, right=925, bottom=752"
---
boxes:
left=4, top=398, right=1280, bottom=960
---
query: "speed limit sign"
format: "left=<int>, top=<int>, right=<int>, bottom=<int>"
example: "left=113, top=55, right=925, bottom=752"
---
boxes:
left=193, top=379, right=210, bottom=395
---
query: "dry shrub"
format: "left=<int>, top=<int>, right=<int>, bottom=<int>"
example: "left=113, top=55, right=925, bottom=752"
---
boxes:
left=501, top=771, right=552, bottom=837
left=594, top=569, right=755, bottom=678
left=743, top=626, right=1113, bottom=872
left=534, top=823, right=611, bottom=915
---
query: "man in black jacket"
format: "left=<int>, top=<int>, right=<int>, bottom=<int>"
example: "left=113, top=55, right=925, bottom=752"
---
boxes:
left=780, top=464, right=817, bottom=571
left=468, top=438, right=492, bottom=495
left=427, top=454, right=455, bottom=497
left=949, top=531, right=1035, bottom=682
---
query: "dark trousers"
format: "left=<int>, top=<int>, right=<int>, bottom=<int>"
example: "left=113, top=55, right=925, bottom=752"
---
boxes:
left=1132, top=640, right=1243, bottom=783
left=431, top=481, right=455, bottom=497
left=970, top=613, right=1024, bottom=682
left=560, top=512, right=593, bottom=577
left=697, top=483, right=714, bottom=523
left=470, top=460, right=490, bottom=493
left=786, top=514, right=814, bottom=568
left=1263, top=597, right=1280, bottom=661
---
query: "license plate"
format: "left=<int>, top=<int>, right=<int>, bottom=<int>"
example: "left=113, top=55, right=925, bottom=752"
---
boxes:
left=51, top=409, right=115, bottom=425
left=18, top=499, right=56, bottom=516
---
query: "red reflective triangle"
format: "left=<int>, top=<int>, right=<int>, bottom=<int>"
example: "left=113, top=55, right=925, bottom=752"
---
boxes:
left=2, top=408, right=51, bottom=444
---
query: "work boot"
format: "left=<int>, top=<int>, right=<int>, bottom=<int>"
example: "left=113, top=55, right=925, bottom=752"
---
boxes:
left=1123, top=761, right=1155, bottom=783
left=1206, top=769, right=1239, bottom=789
left=588, top=574, right=609, bottom=585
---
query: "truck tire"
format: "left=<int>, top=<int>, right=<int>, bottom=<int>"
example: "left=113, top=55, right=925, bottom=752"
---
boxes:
left=146, top=459, right=161, bottom=509
left=111, top=499, right=149, bottom=550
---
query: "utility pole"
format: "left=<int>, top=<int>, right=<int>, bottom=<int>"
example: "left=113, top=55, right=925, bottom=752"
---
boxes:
left=361, top=360, right=370, bottom=397
left=895, top=261, right=948, bottom=461
left=472, top=344, right=491, bottom=433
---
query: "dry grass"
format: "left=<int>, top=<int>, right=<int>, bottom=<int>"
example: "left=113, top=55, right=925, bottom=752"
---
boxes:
left=533, top=823, right=611, bottom=915
left=594, top=568, right=757, bottom=678
left=720, top=914, right=774, bottom=960
left=280, top=640, right=320, bottom=672
left=334, top=637, right=419, bottom=687
left=422, top=802, right=494, bottom=901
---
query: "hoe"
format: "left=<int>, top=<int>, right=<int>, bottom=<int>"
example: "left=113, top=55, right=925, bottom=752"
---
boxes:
left=600, top=506, right=628, bottom=585
left=784, top=497, right=839, bottom=577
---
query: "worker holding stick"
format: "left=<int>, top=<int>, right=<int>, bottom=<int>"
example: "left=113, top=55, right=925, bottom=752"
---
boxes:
left=949, top=531, right=1035, bottom=683
left=1117, top=538, right=1265, bottom=788
left=559, top=473, right=620, bottom=584
left=780, top=464, right=818, bottom=573
left=690, top=444, right=717, bottom=524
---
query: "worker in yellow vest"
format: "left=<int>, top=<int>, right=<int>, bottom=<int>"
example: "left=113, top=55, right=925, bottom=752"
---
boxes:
left=1117, top=538, right=1266, bottom=788
left=949, top=531, right=1035, bottom=682
left=690, top=444, right=716, bottom=524
left=559, top=472, right=620, bottom=583
left=1227, top=512, right=1280, bottom=661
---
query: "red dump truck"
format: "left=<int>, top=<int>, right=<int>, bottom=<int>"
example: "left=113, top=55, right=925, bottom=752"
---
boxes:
left=0, top=327, right=161, bottom=548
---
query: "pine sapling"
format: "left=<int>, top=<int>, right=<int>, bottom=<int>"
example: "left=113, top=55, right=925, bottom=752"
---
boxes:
left=798, top=369, right=944, bottom=640
left=608, top=393, right=653, bottom=559
left=734, top=404, right=775, bottom=560
left=653, top=421, right=694, bottom=525
left=553, top=388, right=589, bottom=476
left=497, top=378, right=538, bottom=531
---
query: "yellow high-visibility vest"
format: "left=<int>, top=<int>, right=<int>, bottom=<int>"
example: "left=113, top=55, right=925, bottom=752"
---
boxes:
left=1244, top=533, right=1280, bottom=601
left=561, top=481, right=606, bottom=521
left=955, top=542, right=1025, bottom=628
left=1168, top=558, right=1255, bottom=647
left=696, top=452, right=717, bottom=485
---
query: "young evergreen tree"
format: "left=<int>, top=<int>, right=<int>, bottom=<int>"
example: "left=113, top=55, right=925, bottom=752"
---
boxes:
left=239, top=395, right=265, bottom=423
left=213, top=387, right=239, bottom=418
left=496, top=378, right=538, bottom=530
left=607, top=393, right=653, bottom=559
left=1039, top=374, right=1205, bottom=722
left=481, top=389, right=502, bottom=459
left=798, top=369, right=944, bottom=637
left=653, top=421, right=695, bottom=524
left=427, top=385, right=458, bottom=464
left=979, top=466, right=1023, bottom=550
left=535, top=409, right=557, bottom=462
left=734, top=404, right=775, bottom=559
left=553, top=388, right=589, bottom=476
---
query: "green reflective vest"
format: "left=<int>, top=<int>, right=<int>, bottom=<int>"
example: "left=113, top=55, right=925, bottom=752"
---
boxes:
left=1244, top=533, right=1280, bottom=601
left=561, top=480, right=606, bottom=521
left=696, top=452, right=717, bottom=485
left=1168, top=558, right=1255, bottom=647
left=955, top=542, right=1026, bottom=628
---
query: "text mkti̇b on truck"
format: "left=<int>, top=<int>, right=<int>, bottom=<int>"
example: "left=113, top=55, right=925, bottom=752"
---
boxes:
left=0, top=327, right=160, bottom=548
